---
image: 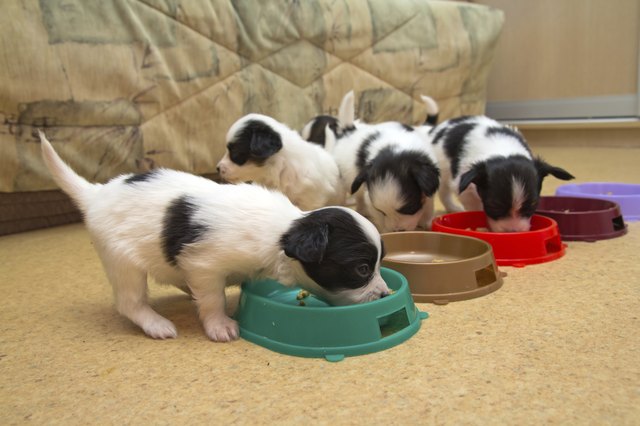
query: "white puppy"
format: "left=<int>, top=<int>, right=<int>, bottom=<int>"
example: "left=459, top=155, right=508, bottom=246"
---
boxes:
left=429, top=116, right=574, bottom=232
left=39, top=131, right=389, bottom=342
left=216, top=114, right=346, bottom=210
left=327, top=92, right=441, bottom=233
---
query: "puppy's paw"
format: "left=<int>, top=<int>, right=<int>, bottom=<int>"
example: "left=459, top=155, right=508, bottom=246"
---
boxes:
left=143, top=317, right=178, bottom=340
left=204, top=316, right=239, bottom=342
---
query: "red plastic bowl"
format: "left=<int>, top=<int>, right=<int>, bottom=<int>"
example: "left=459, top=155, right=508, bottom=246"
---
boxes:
left=432, top=212, right=565, bottom=267
left=536, top=196, right=627, bottom=242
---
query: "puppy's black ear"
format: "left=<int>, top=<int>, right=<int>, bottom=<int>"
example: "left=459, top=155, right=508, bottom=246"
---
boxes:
left=411, top=158, right=440, bottom=197
left=281, top=219, right=329, bottom=264
left=459, top=162, right=487, bottom=193
left=350, top=167, right=369, bottom=194
left=534, top=157, right=575, bottom=181
left=248, top=125, right=282, bottom=160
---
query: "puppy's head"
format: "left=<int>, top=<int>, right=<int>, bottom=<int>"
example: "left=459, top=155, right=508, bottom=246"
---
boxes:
left=301, top=115, right=339, bottom=147
left=459, top=155, right=574, bottom=232
left=351, top=148, right=440, bottom=232
left=217, top=114, right=283, bottom=183
left=280, top=207, right=389, bottom=305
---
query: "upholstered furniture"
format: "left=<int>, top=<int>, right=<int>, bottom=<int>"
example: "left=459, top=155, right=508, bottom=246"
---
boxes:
left=0, top=0, right=504, bottom=234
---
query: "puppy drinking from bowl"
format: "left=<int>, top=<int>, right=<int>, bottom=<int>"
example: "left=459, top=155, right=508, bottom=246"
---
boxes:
left=327, top=91, right=441, bottom=233
left=429, top=116, right=575, bottom=232
left=39, top=131, right=389, bottom=342
left=216, top=113, right=346, bottom=210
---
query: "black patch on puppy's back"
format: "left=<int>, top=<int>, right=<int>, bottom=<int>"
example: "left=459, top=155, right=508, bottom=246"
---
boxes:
left=355, top=131, right=381, bottom=170
left=442, top=122, right=477, bottom=177
left=429, top=115, right=473, bottom=138
left=306, top=115, right=338, bottom=146
left=337, top=124, right=356, bottom=139
left=429, top=116, right=475, bottom=158
left=486, top=126, right=531, bottom=155
left=162, top=195, right=208, bottom=266
left=280, top=208, right=379, bottom=292
left=124, top=169, right=160, bottom=184
left=400, top=123, right=415, bottom=132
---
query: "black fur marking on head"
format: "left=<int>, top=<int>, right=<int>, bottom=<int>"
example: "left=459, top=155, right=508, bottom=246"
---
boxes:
left=464, top=155, right=540, bottom=220
left=280, top=208, right=379, bottom=291
left=442, top=122, right=477, bottom=177
left=355, top=131, right=381, bottom=170
left=162, top=195, right=208, bottom=266
left=485, top=126, right=531, bottom=155
left=306, top=115, right=339, bottom=146
left=227, top=119, right=283, bottom=166
left=400, top=123, right=415, bottom=132
left=124, top=169, right=160, bottom=184
left=367, top=148, right=440, bottom=215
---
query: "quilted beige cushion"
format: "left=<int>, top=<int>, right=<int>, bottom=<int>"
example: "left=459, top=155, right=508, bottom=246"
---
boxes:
left=0, top=0, right=503, bottom=193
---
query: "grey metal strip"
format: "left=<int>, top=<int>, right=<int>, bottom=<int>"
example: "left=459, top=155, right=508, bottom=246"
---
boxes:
left=486, top=95, right=639, bottom=121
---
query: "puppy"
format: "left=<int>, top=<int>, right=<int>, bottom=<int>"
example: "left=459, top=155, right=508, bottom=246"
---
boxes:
left=429, top=116, right=575, bottom=232
left=216, top=114, right=346, bottom=210
left=301, top=94, right=439, bottom=146
left=39, top=131, right=389, bottom=342
left=328, top=91, right=441, bottom=233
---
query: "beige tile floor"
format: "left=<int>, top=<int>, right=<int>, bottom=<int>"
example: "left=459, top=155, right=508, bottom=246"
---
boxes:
left=1, top=145, right=639, bottom=424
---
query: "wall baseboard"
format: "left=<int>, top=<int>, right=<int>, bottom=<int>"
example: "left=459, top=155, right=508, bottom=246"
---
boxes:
left=520, top=127, right=640, bottom=149
left=486, top=95, right=639, bottom=121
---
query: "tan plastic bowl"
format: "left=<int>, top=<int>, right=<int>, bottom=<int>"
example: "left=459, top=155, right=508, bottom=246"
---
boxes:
left=381, top=232, right=503, bottom=304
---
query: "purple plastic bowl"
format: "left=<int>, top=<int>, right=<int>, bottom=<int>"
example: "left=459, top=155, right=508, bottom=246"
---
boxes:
left=536, top=196, right=627, bottom=241
left=556, top=183, right=640, bottom=222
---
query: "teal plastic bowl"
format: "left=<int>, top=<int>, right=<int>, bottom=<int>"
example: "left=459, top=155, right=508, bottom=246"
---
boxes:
left=235, top=268, right=427, bottom=361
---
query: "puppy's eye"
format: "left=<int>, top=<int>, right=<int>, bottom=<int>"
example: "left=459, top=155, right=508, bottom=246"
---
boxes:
left=356, top=263, right=371, bottom=277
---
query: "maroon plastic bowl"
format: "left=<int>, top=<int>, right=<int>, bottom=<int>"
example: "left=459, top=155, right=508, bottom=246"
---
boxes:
left=536, top=196, right=627, bottom=242
left=556, top=182, right=640, bottom=222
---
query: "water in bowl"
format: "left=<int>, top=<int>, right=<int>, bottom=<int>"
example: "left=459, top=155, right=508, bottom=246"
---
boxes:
left=384, top=251, right=459, bottom=263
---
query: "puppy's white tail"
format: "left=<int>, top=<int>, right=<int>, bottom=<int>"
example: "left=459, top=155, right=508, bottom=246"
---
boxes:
left=420, top=95, right=439, bottom=126
left=38, top=130, right=95, bottom=212
left=338, top=90, right=355, bottom=128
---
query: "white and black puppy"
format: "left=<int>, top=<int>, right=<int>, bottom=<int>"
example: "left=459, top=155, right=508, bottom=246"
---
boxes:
left=301, top=95, right=439, bottom=147
left=429, top=116, right=575, bottom=232
left=39, top=131, right=389, bottom=342
left=328, top=91, right=441, bottom=233
left=216, top=114, right=345, bottom=211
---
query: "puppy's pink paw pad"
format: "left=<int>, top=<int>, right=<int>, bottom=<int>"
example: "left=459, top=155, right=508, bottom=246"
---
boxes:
left=205, top=317, right=239, bottom=342
left=143, top=318, right=177, bottom=340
